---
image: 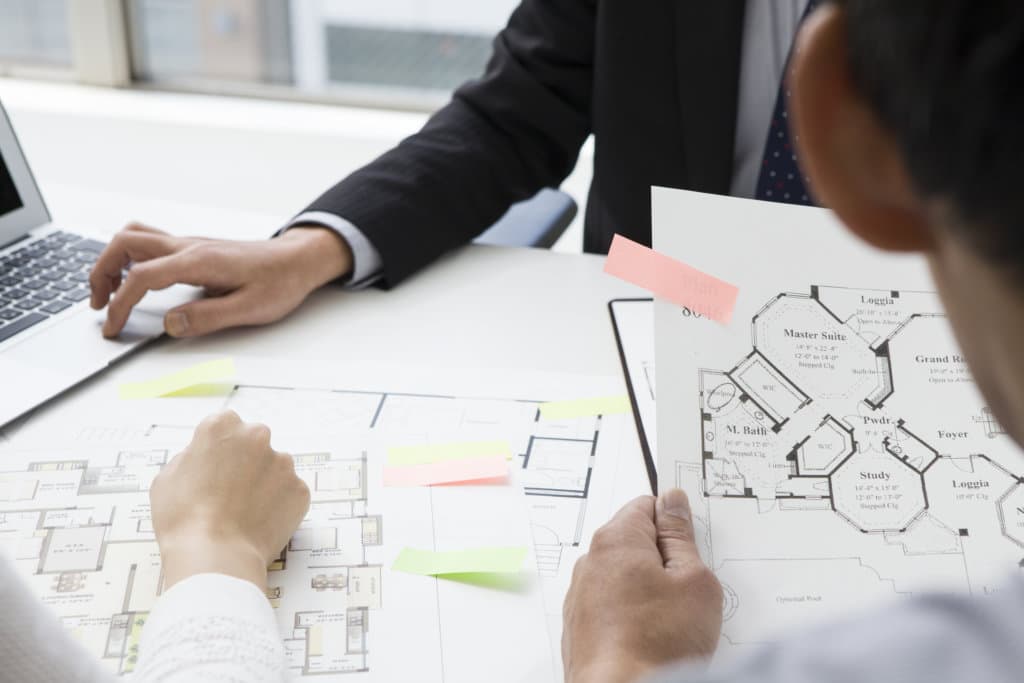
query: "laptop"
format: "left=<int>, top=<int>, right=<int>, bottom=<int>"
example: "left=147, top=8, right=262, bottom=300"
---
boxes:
left=0, top=100, right=193, bottom=428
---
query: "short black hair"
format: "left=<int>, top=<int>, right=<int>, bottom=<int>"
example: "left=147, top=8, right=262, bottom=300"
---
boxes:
left=838, top=0, right=1024, bottom=269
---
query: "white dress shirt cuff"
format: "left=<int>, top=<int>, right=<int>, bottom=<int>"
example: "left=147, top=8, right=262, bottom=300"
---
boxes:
left=284, top=211, right=384, bottom=288
left=136, top=573, right=286, bottom=682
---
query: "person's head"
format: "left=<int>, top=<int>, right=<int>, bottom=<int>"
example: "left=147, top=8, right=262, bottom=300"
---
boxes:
left=791, top=0, right=1024, bottom=444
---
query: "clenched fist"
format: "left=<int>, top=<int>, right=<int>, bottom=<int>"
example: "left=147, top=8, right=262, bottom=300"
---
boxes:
left=150, top=411, right=311, bottom=589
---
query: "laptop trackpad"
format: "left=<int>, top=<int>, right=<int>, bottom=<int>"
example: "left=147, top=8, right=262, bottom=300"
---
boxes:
left=9, top=285, right=201, bottom=374
left=4, top=309, right=137, bottom=378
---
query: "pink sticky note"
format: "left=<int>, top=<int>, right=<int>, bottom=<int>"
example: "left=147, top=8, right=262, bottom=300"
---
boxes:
left=383, top=455, right=509, bottom=487
left=604, top=234, right=739, bottom=324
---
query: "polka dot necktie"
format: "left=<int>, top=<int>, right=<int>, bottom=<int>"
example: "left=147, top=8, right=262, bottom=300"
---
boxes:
left=754, top=0, right=820, bottom=206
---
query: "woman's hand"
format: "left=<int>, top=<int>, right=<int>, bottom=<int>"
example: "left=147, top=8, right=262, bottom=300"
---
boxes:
left=150, top=411, right=311, bottom=590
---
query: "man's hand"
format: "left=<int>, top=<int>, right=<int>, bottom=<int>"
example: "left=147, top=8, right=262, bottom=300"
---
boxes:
left=150, top=411, right=312, bottom=590
left=562, top=489, right=723, bottom=683
left=89, top=223, right=354, bottom=338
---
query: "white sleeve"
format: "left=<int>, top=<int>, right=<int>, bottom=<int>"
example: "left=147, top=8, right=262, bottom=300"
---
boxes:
left=0, top=556, right=115, bottom=683
left=133, top=574, right=288, bottom=683
left=282, top=211, right=384, bottom=288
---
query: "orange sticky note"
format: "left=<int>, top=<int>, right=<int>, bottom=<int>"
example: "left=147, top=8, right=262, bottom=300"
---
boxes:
left=383, top=455, right=508, bottom=487
left=604, top=234, right=739, bottom=324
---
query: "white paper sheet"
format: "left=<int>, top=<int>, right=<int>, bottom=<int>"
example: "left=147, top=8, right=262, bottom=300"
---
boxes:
left=653, top=188, right=1024, bottom=661
left=0, top=356, right=642, bottom=681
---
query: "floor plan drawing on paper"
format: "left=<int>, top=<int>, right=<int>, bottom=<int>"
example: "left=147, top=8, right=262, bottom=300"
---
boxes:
left=0, top=436, right=382, bottom=678
left=225, top=384, right=608, bottom=577
left=0, top=367, right=625, bottom=680
left=681, top=285, right=1024, bottom=649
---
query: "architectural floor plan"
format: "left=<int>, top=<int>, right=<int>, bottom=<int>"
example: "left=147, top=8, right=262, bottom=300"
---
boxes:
left=224, top=382, right=614, bottom=581
left=0, top=361, right=631, bottom=680
left=694, top=285, right=1024, bottom=646
left=653, top=189, right=1024, bottom=659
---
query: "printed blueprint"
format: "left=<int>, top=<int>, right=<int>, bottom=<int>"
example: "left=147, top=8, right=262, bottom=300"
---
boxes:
left=0, top=359, right=636, bottom=681
left=653, top=189, right=1024, bottom=658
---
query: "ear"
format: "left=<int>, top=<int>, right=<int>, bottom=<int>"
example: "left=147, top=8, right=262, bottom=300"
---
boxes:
left=790, top=4, right=934, bottom=252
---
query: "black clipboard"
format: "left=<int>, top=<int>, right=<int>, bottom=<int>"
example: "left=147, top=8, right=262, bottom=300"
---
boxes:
left=608, top=298, right=658, bottom=494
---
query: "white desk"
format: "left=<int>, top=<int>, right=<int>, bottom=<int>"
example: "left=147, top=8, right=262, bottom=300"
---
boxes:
left=31, top=182, right=654, bottom=503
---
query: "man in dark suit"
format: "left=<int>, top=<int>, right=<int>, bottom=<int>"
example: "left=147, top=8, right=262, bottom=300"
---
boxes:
left=90, top=1, right=815, bottom=338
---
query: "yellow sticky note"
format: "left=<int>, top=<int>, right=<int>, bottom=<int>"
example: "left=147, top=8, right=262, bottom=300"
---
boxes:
left=118, top=359, right=236, bottom=400
left=538, top=395, right=631, bottom=420
left=392, top=547, right=528, bottom=576
left=387, top=440, right=512, bottom=466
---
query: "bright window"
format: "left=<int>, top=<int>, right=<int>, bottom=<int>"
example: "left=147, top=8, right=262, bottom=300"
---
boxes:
left=126, top=0, right=519, bottom=108
left=0, top=0, right=71, bottom=66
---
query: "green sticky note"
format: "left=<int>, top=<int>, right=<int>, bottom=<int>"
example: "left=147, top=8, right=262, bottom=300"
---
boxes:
left=538, top=395, right=631, bottom=420
left=119, top=359, right=236, bottom=400
left=392, top=547, right=528, bottom=576
left=387, top=440, right=512, bottom=466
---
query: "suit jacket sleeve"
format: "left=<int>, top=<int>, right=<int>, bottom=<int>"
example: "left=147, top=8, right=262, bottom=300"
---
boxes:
left=300, top=0, right=596, bottom=286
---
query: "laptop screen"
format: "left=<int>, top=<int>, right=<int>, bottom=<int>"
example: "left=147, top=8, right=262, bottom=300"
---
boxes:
left=0, top=152, right=23, bottom=218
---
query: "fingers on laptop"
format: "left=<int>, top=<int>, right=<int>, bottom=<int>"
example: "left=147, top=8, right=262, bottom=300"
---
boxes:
left=91, top=223, right=298, bottom=339
left=89, top=224, right=178, bottom=310
left=100, top=247, right=218, bottom=338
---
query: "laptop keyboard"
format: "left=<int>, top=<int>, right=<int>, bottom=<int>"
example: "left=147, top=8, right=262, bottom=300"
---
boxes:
left=0, top=231, right=105, bottom=344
